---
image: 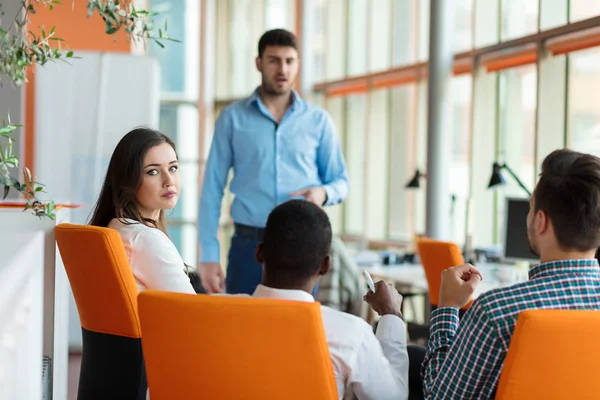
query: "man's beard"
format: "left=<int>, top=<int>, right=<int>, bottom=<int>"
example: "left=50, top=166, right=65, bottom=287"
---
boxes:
left=262, top=78, right=290, bottom=96
left=527, top=232, right=540, bottom=257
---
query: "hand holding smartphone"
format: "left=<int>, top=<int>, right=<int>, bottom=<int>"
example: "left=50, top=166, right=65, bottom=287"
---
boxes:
left=363, top=270, right=376, bottom=293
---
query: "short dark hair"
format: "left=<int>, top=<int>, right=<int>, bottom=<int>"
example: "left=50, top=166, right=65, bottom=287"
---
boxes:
left=262, top=200, right=332, bottom=285
left=534, top=149, right=600, bottom=251
left=258, top=29, right=298, bottom=58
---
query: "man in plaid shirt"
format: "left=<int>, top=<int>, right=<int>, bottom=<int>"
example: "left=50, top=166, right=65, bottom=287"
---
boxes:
left=422, top=149, right=600, bottom=399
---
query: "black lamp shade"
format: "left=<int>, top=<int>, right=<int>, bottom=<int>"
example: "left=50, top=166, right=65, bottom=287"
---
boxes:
left=406, top=170, right=422, bottom=189
left=488, top=162, right=506, bottom=189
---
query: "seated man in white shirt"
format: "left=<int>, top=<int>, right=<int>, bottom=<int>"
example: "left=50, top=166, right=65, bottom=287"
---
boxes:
left=251, top=199, right=409, bottom=400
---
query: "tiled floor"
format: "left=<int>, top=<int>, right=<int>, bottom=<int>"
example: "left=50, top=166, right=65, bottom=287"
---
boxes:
left=68, top=353, right=82, bottom=400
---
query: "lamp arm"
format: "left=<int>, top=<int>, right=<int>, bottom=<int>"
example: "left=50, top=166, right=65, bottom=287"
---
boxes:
left=503, top=164, right=532, bottom=197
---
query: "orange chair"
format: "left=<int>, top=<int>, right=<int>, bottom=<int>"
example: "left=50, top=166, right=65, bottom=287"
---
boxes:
left=55, top=223, right=147, bottom=400
left=138, top=291, right=338, bottom=400
left=417, top=238, right=471, bottom=310
left=496, top=310, right=600, bottom=399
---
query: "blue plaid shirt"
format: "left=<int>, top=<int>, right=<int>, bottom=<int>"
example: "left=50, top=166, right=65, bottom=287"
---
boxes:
left=422, top=259, right=600, bottom=399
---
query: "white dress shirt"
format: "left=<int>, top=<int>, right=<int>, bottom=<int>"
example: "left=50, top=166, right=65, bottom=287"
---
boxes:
left=108, top=218, right=195, bottom=294
left=252, top=285, right=409, bottom=400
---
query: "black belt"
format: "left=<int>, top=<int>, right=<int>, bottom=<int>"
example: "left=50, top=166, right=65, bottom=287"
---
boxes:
left=234, top=223, right=265, bottom=241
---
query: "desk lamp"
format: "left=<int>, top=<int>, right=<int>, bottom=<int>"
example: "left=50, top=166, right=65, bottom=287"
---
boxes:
left=488, top=162, right=531, bottom=196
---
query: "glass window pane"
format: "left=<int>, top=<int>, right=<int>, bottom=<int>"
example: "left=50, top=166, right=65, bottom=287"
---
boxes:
left=538, top=55, right=567, bottom=170
left=414, top=81, right=428, bottom=235
left=167, top=223, right=198, bottom=266
left=366, top=89, right=390, bottom=239
left=229, top=0, right=254, bottom=98
left=159, top=104, right=199, bottom=163
left=568, top=48, right=600, bottom=155
left=475, top=0, right=499, bottom=48
left=324, top=97, right=345, bottom=235
left=160, top=104, right=199, bottom=243
left=570, top=0, right=600, bottom=23
left=495, top=65, right=537, bottom=241
left=265, top=0, right=295, bottom=31
left=454, top=0, right=473, bottom=52
left=326, top=0, right=347, bottom=80
left=450, top=76, right=472, bottom=245
left=540, top=0, right=568, bottom=30
left=501, top=0, right=538, bottom=41
left=347, top=0, right=368, bottom=76
left=392, top=0, right=417, bottom=66
left=311, top=0, right=326, bottom=82
left=343, top=95, right=367, bottom=235
left=215, top=0, right=231, bottom=98
left=149, top=0, right=200, bottom=98
left=389, top=84, right=417, bottom=241
left=470, top=70, right=498, bottom=248
left=369, top=0, right=393, bottom=72
left=417, top=0, right=430, bottom=62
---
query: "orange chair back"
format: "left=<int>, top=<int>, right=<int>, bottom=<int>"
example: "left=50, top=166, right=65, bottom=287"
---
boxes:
left=55, top=223, right=141, bottom=338
left=496, top=310, right=600, bottom=399
left=138, top=291, right=338, bottom=400
left=417, top=238, right=466, bottom=307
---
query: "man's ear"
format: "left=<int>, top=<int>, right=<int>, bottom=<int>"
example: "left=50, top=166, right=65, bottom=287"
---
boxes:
left=319, top=255, right=331, bottom=277
left=255, top=56, right=262, bottom=72
left=537, top=210, right=549, bottom=234
left=255, top=242, right=265, bottom=264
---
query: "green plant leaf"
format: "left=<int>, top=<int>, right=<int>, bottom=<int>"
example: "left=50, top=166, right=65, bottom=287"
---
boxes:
left=3, top=185, right=9, bottom=199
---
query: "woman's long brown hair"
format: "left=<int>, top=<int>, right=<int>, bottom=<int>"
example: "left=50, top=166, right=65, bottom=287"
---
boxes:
left=89, top=127, right=176, bottom=237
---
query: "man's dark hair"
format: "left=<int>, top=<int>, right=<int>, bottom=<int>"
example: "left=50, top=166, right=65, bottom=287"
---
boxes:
left=534, top=149, right=600, bottom=251
left=258, top=29, right=298, bottom=58
left=262, top=200, right=332, bottom=285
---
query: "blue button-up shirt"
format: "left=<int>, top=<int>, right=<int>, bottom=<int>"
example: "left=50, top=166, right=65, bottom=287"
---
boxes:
left=198, top=89, right=349, bottom=263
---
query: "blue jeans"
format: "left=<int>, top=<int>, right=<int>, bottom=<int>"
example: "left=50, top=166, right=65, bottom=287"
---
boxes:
left=226, top=235, right=262, bottom=295
left=225, top=234, right=319, bottom=296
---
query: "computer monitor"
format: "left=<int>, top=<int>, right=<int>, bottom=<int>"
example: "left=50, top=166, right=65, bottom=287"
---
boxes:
left=503, top=197, right=540, bottom=262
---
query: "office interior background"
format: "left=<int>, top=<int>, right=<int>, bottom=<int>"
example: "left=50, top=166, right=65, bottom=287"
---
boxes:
left=148, top=0, right=600, bottom=266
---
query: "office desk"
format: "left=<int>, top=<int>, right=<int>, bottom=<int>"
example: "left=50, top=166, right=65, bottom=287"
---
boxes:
left=364, top=263, right=529, bottom=323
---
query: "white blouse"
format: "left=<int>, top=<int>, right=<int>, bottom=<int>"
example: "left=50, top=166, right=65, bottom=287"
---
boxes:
left=108, top=218, right=196, bottom=294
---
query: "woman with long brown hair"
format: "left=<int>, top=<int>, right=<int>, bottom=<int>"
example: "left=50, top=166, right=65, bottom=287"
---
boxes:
left=89, top=128, right=195, bottom=294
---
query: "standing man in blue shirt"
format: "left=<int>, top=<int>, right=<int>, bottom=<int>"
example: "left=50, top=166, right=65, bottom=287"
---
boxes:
left=198, top=29, right=349, bottom=294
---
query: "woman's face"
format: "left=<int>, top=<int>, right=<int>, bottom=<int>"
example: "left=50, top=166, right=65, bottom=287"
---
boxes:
left=136, top=143, right=180, bottom=220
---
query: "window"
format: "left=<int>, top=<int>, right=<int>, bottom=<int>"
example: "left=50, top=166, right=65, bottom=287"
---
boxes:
left=392, top=0, right=418, bottom=66
left=388, top=84, right=418, bottom=241
left=347, top=0, right=368, bottom=76
left=150, top=0, right=200, bottom=265
left=325, top=0, right=347, bottom=80
left=365, top=89, right=391, bottom=238
left=470, top=69, right=498, bottom=248
left=540, top=0, right=568, bottom=30
left=454, top=0, right=473, bottom=52
left=369, top=0, right=393, bottom=72
left=501, top=0, right=539, bottom=41
left=450, top=76, right=472, bottom=245
left=343, top=95, right=367, bottom=235
left=495, top=64, right=537, bottom=242
left=475, top=0, right=499, bottom=48
left=570, top=0, right=600, bottom=23
left=324, top=96, right=346, bottom=234
left=568, top=47, right=600, bottom=156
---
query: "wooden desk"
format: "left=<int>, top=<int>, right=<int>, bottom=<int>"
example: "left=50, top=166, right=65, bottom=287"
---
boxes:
left=364, top=263, right=529, bottom=323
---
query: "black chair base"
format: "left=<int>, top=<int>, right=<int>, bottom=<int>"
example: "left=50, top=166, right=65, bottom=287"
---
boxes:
left=78, top=328, right=147, bottom=400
